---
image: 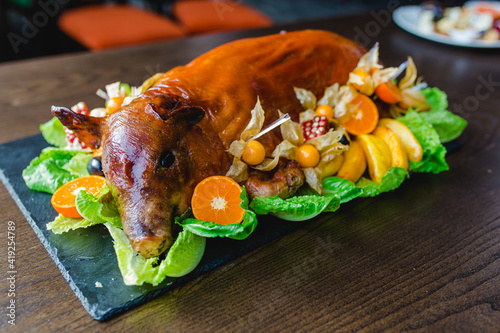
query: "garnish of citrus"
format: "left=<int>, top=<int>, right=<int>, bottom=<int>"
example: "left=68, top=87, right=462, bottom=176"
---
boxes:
left=375, top=81, right=403, bottom=104
left=106, top=96, right=125, bottom=114
left=191, top=176, right=245, bottom=225
left=51, top=175, right=107, bottom=218
left=342, top=94, right=379, bottom=136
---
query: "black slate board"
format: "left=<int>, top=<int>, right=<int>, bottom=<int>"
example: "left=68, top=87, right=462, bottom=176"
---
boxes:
left=0, top=134, right=308, bottom=321
left=0, top=135, right=461, bottom=321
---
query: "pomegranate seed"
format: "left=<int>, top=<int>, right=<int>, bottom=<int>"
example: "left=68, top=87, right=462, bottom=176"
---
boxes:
left=72, top=102, right=91, bottom=116
left=301, top=116, right=329, bottom=140
left=64, top=103, right=89, bottom=149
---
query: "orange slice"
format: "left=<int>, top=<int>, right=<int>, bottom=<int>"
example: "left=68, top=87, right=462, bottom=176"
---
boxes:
left=106, top=96, right=125, bottom=114
left=51, top=175, right=107, bottom=218
left=342, top=94, right=379, bottom=136
left=375, top=81, right=403, bottom=104
left=191, top=176, right=245, bottom=225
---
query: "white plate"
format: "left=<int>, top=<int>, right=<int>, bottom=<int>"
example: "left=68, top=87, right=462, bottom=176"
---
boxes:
left=392, top=4, right=500, bottom=48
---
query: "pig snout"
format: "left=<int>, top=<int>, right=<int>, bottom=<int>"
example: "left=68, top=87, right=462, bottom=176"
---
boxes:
left=120, top=196, right=176, bottom=258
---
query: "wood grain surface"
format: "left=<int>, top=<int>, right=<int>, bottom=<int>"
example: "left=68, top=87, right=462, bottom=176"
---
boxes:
left=0, top=12, right=499, bottom=332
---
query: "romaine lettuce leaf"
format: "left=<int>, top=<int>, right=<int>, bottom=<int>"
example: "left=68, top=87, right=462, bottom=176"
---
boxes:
left=47, top=185, right=121, bottom=234
left=22, top=147, right=87, bottom=193
left=357, top=167, right=409, bottom=197
left=421, top=87, right=448, bottom=111
left=420, top=88, right=467, bottom=143
left=419, top=109, right=467, bottom=144
left=176, top=187, right=258, bottom=239
left=105, top=223, right=160, bottom=285
left=397, top=110, right=448, bottom=174
left=75, top=185, right=122, bottom=228
left=249, top=194, right=340, bottom=221
left=62, top=153, right=92, bottom=177
left=47, top=214, right=101, bottom=234
left=105, top=224, right=205, bottom=286
left=321, top=177, right=364, bottom=203
left=40, top=117, right=67, bottom=148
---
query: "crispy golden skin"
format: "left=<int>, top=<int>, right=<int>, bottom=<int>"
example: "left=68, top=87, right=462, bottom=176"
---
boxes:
left=54, top=30, right=365, bottom=258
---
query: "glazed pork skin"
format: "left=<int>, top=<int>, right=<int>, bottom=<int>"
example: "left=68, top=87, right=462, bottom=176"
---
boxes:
left=54, top=30, right=366, bottom=258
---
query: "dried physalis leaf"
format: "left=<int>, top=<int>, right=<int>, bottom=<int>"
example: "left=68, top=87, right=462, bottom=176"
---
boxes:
left=389, top=103, right=407, bottom=118
left=317, top=83, right=340, bottom=107
left=307, top=128, right=348, bottom=164
left=355, top=43, right=383, bottom=72
left=279, top=111, right=304, bottom=146
left=399, top=88, right=430, bottom=112
left=252, top=146, right=281, bottom=171
left=227, top=140, right=246, bottom=159
left=320, top=145, right=348, bottom=163
left=372, top=67, right=399, bottom=86
left=398, top=57, right=417, bottom=91
left=348, top=43, right=385, bottom=95
left=348, top=71, right=374, bottom=95
left=241, top=98, right=265, bottom=141
left=303, top=167, right=322, bottom=194
left=294, top=87, right=317, bottom=111
left=333, top=85, right=358, bottom=120
left=272, top=140, right=298, bottom=161
left=226, top=157, right=249, bottom=183
left=307, top=128, right=345, bottom=151
left=299, top=109, right=318, bottom=124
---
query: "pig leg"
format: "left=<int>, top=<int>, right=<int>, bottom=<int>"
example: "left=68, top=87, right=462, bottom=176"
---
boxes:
left=243, top=159, right=304, bottom=200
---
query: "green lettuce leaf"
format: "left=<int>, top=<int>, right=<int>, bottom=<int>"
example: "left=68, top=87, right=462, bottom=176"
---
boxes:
left=47, top=214, right=102, bottom=234
left=62, top=153, right=92, bottom=177
left=75, top=185, right=122, bottom=228
left=176, top=187, right=258, bottom=240
left=22, top=147, right=87, bottom=193
left=105, top=224, right=205, bottom=286
left=421, top=87, right=448, bottom=111
left=321, top=177, right=364, bottom=203
left=397, top=110, right=448, bottom=174
left=420, top=88, right=467, bottom=143
left=47, top=185, right=121, bottom=234
left=249, top=194, right=340, bottom=221
left=357, top=167, right=409, bottom=197
left=40, top=117, right=67, bottom=148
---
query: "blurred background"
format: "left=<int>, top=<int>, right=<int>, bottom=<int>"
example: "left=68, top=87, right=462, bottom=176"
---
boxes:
left=0, top=0, right=467, bottom=63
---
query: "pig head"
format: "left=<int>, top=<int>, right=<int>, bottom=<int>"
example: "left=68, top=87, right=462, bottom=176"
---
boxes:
left=52, top=94, right=231, bottom=258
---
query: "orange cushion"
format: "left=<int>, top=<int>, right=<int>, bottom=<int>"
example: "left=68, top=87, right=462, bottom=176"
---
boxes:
left=58, top=4, right=187, bottom=50
left=173, top=0, right=272, bottom=34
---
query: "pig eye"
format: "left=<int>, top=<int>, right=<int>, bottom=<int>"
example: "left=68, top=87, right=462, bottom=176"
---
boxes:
left=160, top=151, right=175, bottom=168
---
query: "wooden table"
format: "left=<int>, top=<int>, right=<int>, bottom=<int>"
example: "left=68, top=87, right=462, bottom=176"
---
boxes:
left=1, top=12, right=499, bottom=332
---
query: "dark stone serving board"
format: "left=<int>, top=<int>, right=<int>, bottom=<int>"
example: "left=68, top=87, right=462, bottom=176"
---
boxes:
left=0, top=134, right=310, bottom=321
left=0, top=134, right=461, bottom=321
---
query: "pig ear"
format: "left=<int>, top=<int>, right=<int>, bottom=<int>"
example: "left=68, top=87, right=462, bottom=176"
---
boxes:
left=146, top=95, right=205, bottom=127
left=169, top=105, right=205, bottom=127
left=51, top=106, right=104, bottom=149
